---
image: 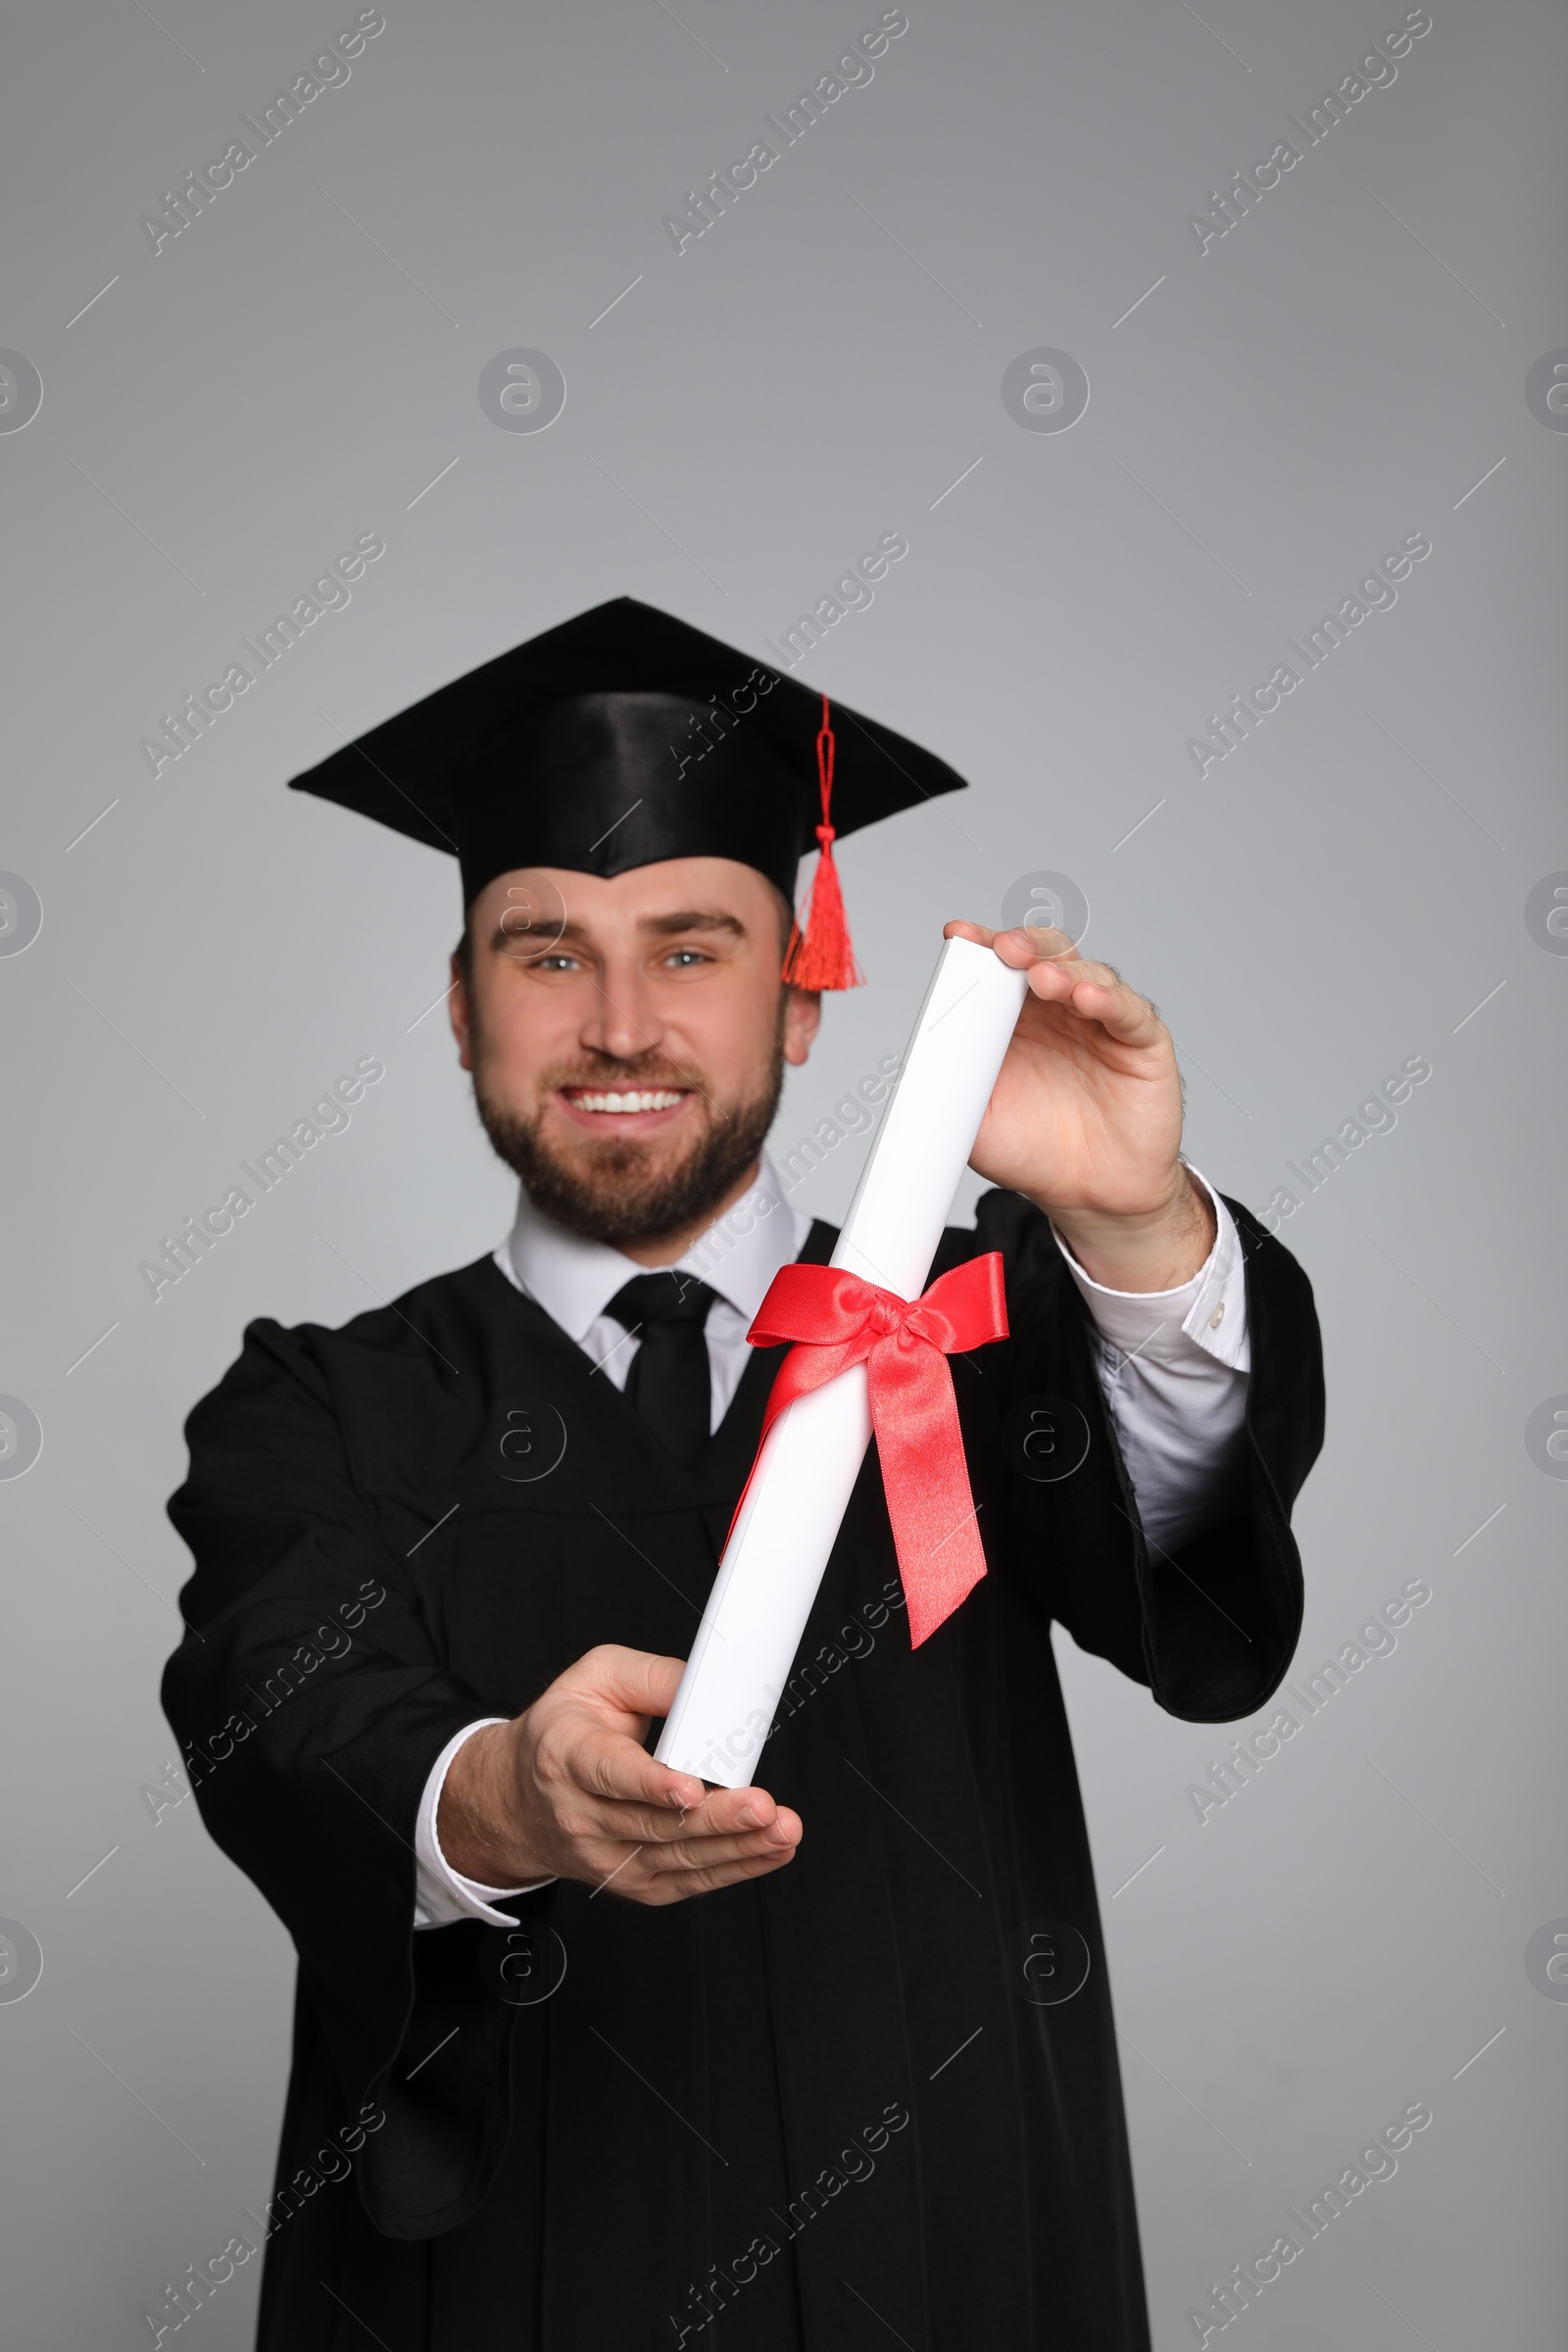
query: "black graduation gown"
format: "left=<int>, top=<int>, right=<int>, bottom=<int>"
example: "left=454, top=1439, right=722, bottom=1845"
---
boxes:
left=162, top=1188, right=1323, bottom=2351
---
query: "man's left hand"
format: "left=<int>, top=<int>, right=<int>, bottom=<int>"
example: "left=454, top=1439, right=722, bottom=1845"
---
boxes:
left=944, top=920, right=1215, bottom=1294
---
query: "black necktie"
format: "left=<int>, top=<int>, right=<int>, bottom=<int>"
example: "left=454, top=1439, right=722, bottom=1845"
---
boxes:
left=605, top=1272, right=720, bottom=1465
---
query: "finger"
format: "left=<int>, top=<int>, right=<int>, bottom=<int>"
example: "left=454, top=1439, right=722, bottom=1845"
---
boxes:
left=588, top=1788, right=798, bottom=1847
left=1025, top=949, right=1119, bottom=991
left=598, top=1780, right=788, bottom=1838
left=562, top=1723, right=705, bottom=1816
left=634, top=1848, right=799, bottom=1905
left=644, top=1818, right=803, bottom=1873
left=1024, top=960, right=1164, bottom=1045
left=552, top=1644, right=707, bottom=1810
left=945, top=918, right=1082, bottom=970
left=643, top=1800, right=801, bottom=1854
left=559, top=1642, right=688, bottom=1725
left=698, top=1785, right=790, bottom=1836
left=992, top=923, right=1082, bottom=968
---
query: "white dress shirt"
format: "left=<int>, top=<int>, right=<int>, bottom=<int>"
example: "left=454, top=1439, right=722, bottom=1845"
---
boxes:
left=412, top=1157, right=1251, bottom=1928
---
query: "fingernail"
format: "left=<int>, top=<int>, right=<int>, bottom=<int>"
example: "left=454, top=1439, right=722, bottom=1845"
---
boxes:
left=736, top=1803, right=760, bottom=1828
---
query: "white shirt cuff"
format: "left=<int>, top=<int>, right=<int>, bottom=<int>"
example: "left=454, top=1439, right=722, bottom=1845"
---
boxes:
left=1049, top=1166, right=1251, bottom=1558
left=1050, top=1165, right=1250, bottom=1374
left=413, top=1719, right=556, bottom=1931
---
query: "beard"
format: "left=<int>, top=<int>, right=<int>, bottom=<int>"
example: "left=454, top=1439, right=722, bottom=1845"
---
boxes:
left=471, top=1017, right=786, bottom=1250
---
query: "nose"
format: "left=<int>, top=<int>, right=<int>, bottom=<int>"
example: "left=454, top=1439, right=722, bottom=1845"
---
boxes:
left=577, top=955, right=664, bottom=1063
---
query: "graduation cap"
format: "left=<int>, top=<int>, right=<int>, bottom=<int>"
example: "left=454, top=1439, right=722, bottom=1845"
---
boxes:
left=288, top=595, right=967, bottom=990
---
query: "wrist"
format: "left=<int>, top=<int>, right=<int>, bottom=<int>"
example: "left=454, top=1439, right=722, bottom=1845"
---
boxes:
left=1043, top=1166, right=1215, bottom=1293
left=438, top=1717, right=540, bottom=1885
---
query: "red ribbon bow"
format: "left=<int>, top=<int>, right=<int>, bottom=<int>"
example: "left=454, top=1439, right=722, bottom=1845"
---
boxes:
left=743, top=1253, right=1008, bottom=1646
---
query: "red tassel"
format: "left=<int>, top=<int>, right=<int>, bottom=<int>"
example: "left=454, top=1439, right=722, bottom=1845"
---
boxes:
left=782, top=696, right=863, bottom=991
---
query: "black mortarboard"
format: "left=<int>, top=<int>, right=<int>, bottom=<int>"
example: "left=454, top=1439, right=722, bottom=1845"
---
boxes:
left=288, top=596, right=966, bottom=986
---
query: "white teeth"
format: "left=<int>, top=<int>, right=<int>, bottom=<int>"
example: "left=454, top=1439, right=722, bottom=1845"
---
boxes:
left=566, top=1090, right=685, bottom=1113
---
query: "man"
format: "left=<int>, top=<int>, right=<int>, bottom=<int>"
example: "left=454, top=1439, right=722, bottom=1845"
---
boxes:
left=163, top=597, right=1323, bottom=2351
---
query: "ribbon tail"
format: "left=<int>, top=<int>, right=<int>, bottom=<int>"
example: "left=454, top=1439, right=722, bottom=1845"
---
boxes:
left=869, top=1347, right=988, bottom=1646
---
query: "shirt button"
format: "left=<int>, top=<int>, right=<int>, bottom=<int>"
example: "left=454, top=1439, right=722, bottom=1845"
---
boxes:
left=1208, top=1302, right=1225, bottom=1329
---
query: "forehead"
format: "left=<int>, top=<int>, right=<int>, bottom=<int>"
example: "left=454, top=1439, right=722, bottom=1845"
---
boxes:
left=472, top=857, right=775, bottom=939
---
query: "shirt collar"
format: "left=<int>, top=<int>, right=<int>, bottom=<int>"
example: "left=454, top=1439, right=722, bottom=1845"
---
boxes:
left=496, top=1154, right=811, bottom=1343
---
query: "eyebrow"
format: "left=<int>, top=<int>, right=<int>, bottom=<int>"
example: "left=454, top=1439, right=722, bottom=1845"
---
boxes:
left=640, top=910, right=747, bottom=939
left=489, top=909, right=748, bottom=952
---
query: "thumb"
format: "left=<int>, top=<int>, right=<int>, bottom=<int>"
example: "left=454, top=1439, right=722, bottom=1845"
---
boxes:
left=560, top=1643, right=687, bottom=1723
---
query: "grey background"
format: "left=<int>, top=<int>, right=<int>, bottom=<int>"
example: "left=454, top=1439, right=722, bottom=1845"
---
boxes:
left=1, top=0, right=1563, bottom=2341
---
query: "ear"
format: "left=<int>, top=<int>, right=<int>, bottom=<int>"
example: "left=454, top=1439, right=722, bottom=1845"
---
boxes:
left=449, top=951, right=475, bottom=1071
left=782, top=984, right=821, bottom=1067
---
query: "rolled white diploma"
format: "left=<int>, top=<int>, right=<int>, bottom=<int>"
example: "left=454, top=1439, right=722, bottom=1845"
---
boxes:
left=655, top=935, right=1030, bottom=1787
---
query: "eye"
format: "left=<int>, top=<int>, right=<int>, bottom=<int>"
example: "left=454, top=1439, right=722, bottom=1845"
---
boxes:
left=662, top=948, right=712, bottom=968
left=525, top=952, right=582, bottom=972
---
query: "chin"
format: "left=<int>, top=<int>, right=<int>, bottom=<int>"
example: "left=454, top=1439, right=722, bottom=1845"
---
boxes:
left=478, top=1098, right=759, bottom=1250
left=551, top=1129, right=690, bottom=1200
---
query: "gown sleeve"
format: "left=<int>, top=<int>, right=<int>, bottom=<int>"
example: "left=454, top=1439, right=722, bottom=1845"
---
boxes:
left=970, top=1186, right=1325, bottom=1722
left=162, top=1314, right=526, bottom=2236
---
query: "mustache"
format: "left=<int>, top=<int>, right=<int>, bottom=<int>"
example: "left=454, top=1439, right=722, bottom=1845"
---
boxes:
left=540, top=1054, right=718, bottom=1108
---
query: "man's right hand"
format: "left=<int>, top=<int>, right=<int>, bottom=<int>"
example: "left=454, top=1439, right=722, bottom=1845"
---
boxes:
left=436, top=1645, right=802, bottom=1905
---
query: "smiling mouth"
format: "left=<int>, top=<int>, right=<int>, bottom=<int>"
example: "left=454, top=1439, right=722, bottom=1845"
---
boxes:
left=560, top=1087, right=691, bottom=1114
